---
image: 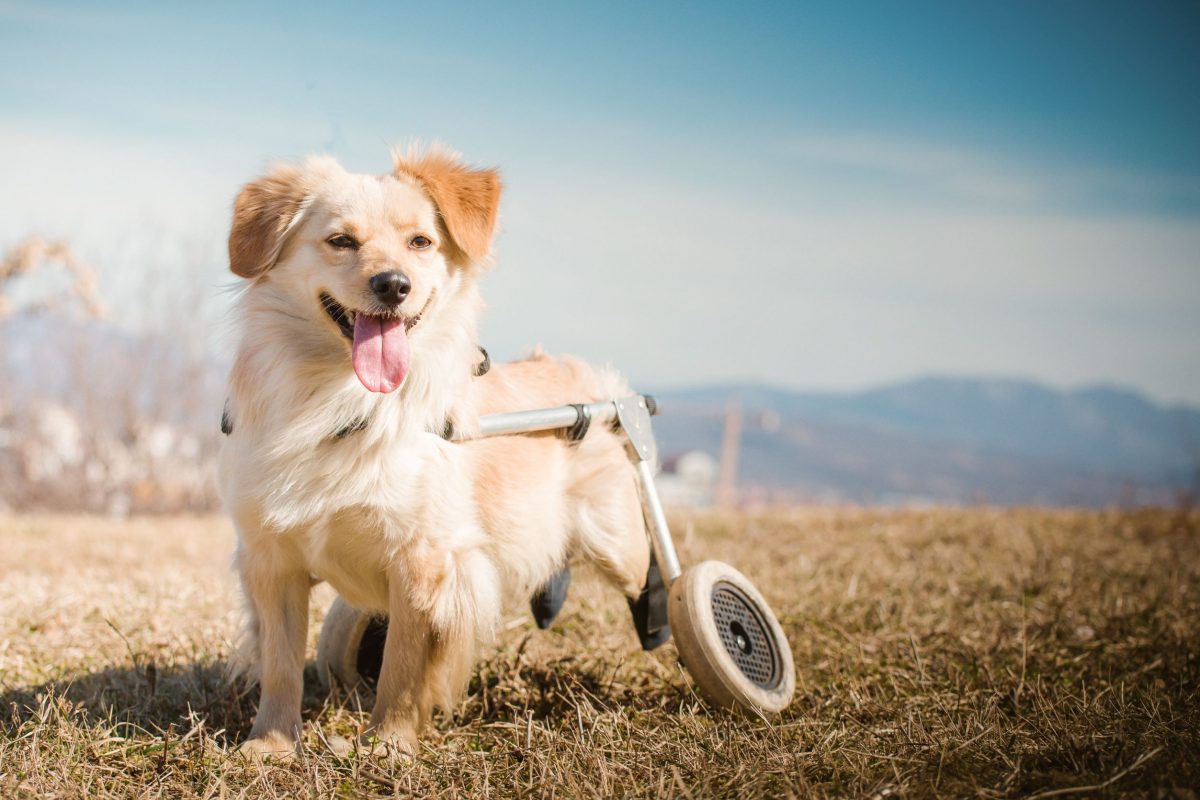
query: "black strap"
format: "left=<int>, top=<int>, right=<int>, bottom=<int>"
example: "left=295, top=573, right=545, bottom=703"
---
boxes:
left=334, top=417, right=369, bottom=439
left=530, top=567, right=572, bottom=630
left=627, top=553, right=671, bottom=651
left=564, top=403, right=592, bottom=443
left=474, top=346, right=491, bottom=376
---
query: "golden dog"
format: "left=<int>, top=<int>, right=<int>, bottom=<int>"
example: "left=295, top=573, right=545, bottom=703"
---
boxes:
left=219, top=147, right=651, bottom=755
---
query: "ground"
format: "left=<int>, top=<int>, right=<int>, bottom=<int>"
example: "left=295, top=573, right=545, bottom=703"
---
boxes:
left=0, top=508, right=1196, bottom=798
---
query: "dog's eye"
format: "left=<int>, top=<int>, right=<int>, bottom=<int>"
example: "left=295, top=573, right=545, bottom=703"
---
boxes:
left=409, top=235, right=433, bottom=250
left=326, top=234, right=359, bottom=250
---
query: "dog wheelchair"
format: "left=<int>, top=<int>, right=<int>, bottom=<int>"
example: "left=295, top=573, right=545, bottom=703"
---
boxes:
left=316, top=395, right=795, bottom=714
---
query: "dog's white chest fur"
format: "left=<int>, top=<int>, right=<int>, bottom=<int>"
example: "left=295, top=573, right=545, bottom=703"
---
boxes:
left=222, top=396, right=476, bottom=602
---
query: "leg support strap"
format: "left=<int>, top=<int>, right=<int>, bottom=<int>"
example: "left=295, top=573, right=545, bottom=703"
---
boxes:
left=627, top=553, right=671, bottom=651
left=530, top=567, right=572, bottom=629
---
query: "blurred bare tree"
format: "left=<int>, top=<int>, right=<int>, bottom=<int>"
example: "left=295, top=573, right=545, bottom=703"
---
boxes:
left=0, top=237, right=106, bottom=319
left=0, top=236, right=222, bottom=515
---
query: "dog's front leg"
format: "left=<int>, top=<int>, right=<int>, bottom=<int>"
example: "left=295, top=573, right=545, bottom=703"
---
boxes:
left=238, top=535, right=311, bottom=756
left=363, top=572, right=433, bottom=753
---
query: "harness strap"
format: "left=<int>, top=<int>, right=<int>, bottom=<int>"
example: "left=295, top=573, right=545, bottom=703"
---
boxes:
left=564, top=403, right=592, bottom=443
left=474, top=347, right=491, bottom=376
left=334, top=418, right=368, bottom=439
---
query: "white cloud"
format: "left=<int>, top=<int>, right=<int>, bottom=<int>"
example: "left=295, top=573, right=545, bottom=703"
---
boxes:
left=783, top=135, right=1045, bottom=206
left=780, top=133, right=1200, bottom=211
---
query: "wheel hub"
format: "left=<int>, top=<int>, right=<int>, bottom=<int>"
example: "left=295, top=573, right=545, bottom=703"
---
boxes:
left=711, top=581, right=781, bottom=689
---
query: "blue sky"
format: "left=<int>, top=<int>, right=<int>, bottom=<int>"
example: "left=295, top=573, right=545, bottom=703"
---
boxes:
left=2, top=1, right=1198, bottom=402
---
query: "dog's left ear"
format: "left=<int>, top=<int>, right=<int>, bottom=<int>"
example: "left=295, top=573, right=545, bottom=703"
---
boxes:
left=228, top=162, right=317, bottom=279
left=393, top=147, right=502, bottom=265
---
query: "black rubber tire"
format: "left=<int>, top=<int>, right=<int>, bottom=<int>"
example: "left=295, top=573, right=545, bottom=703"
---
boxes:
left=668, top=560, right=795, bottom=713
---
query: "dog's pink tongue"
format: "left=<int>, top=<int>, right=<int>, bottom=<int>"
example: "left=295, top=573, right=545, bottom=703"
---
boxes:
left=352, top=314, right=410, bottom=393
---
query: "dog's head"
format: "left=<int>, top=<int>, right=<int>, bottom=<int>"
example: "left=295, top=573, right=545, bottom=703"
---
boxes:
left=229, top=147, right=501, bottom=393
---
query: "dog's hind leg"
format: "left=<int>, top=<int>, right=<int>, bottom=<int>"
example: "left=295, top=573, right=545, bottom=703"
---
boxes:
left=572, top=460, right=652, bottom=597
left=236, top=528, right=311, bottom=757
left=571, top=456, right=672, bottom=649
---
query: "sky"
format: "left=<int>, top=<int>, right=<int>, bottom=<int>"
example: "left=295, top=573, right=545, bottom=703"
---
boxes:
left=2, top=0, right=1198, bottom=404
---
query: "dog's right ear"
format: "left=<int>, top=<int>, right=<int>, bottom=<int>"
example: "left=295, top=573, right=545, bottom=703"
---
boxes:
left=228, top=164, right=310, bottom=279
left=392, top=146, right=502, bottom=266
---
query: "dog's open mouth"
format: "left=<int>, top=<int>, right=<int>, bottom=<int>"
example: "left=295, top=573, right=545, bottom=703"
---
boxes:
left=319, top=292, right=434, bottom=394
left=319, top=292, right=430, bottom=340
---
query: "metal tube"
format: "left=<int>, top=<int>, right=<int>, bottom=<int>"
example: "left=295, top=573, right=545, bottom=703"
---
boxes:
left=477, top=406, right=579, bottom=437
left=455, top=400, right=619, bottom=440
left=635, top=459, right=682, bottom=584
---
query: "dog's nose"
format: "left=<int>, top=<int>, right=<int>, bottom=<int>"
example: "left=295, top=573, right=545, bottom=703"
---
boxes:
left=369, top=271, right=411, bottom=306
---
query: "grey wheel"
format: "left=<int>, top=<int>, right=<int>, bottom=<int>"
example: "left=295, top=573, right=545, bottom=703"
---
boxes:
left=668, top=560, right=795, bottom=713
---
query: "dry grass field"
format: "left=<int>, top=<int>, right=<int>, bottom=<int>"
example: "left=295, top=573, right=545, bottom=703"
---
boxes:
left=0, top=508, right=1196, bottom=798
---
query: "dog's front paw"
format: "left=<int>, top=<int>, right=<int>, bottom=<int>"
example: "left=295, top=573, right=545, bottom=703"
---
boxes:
left=358, top=728, right=418, bottom=761
left=238, top=730, right=299, bottom=761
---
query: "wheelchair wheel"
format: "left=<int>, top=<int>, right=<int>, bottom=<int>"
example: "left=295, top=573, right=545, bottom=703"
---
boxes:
left=668, top=560, right=795, bottom=713
left=316, top=596, right=387, bottom=689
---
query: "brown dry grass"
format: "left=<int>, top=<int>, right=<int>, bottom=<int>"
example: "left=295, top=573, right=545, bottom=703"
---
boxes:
left=0, top=508, right=1197, bottom=798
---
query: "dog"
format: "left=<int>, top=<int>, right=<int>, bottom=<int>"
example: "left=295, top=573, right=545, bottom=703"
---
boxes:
left=219, top=146, right=655, bottom=755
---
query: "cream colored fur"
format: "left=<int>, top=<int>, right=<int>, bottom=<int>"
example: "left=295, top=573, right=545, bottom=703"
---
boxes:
left=219, top=147, right=650, bottom=756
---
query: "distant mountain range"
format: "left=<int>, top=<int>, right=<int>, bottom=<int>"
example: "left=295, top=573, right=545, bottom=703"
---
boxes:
left=649, top=378, right=1200, bottom=507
